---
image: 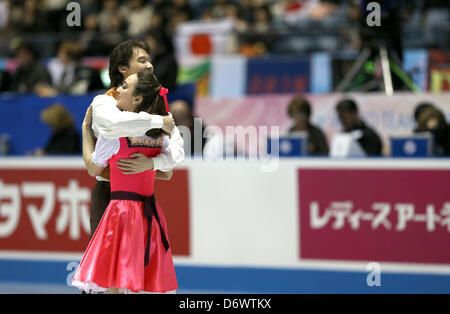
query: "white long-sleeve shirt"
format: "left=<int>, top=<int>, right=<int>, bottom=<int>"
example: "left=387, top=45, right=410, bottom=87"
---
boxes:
left=90, top=94, right=184, bottom=179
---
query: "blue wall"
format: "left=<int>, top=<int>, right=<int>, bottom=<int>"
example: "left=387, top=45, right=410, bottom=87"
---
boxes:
left=1, top=259, right=450, bottom=294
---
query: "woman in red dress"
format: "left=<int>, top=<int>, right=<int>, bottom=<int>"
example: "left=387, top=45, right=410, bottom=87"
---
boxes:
left=72, top=71, right=178, bottom=294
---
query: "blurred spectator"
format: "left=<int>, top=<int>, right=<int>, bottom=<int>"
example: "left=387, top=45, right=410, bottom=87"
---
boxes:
left=413, top=102, right=435, bottom=132
left=200, top=8, right=214, bottom=21
left=422, top=0, right=450, bottom=47
left=81, top=12, right=124, bottom=56
left=170, top=99, right=231, bottom=160
left=335, top=98, right=383, bottom=156
left=143, top=29, right=178, bottom=91
left=0, top=0, right=10, bottom=57
left=0, top=0, right=10, bottom=31
left=32, top=103, right=81, bottom=155
left=253, top=4, right=271, bottom=33
left=148, top=12, right=165, bottom=30
left=414, top=102, right=450, bottom=156
left=224, top=3, right=249, bottom=32
left=80, top=13, right=103, bottom=56
left=10, top=0, right=48, bottom=33
left=40, top=41, right=103, bottom=95
left=221, top=3, right=248, bottom=53
left=287, top=96, right=329, bottom=155
left=173, top=0, right=194, bottom=21
left=43, top=0, right=66, bottom=10
left=77, top=0, right=101, bottom=16
left=97, top=0, right=123, bottom=33
left=211, top=0, right=229, bottom=19
left=150, top=0, right=171, bottom=30
left=237, top=2, right=274, bottom=57
left=166, top=9, right=192, bottom=36
left=170, top=100, right=207, bottom=157
left=11, top=42, right=52, bottom=94
left=200, top=8, right=214, bottom=22
left=153, top=0, right=171, bottom=13
left=84, top=13, right=99, bottom=33
left=119, top=0, right=153, bottom=37
left=238, top=0, right=254, bottom=23
left=101, top=13, right=127, bottom=53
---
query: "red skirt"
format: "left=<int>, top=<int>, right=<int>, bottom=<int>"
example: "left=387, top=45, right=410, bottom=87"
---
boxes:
left=72, top=198, right=178, bottom=293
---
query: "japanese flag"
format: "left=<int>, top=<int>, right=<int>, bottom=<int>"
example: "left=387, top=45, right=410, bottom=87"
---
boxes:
left=174, top=19, right=234, bottom=57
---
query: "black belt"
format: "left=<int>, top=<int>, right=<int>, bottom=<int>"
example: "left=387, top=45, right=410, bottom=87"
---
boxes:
left=110, top=191, right=169, bottom=267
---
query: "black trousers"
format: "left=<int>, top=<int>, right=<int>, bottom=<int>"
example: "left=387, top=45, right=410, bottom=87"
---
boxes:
left=89, top=181, right=111, bottom=239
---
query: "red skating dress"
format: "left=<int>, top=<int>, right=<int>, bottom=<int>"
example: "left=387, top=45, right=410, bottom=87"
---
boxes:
left=72, top=135, right=177, bottom=293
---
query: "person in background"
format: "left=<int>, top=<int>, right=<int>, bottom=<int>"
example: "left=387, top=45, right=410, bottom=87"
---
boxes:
left=80, top=13, right=103, bottom=56
left=288, top=96, right=329, bottom=156
left=33, top=103, right=81, bottom=155
left=170, top=99, right=230, bottom=160
left=413, top=102, right=435, bottom=132
left=97, top=0, right=122, bottom=33
left=0, top=0, right=10, bottom=32
left=11, top=42, right=52, bottom=94
left=41, top=41, right=103, bottom=96
left=414, top=102, right=450, bottom=156
left=211, top=0, right=226, bottom=18
left=119, top=0, right=153, bottom=37
left=335, top=98, right=383, bottom=156
left=10, top=0, right=48, bottom=34
left=143, top=29, right=178, bottom=91
left=224, top=2, right=249, bottom=32
left=170, top=100, right=207, bottom=157
left=172, top=0, right=194, bottom=21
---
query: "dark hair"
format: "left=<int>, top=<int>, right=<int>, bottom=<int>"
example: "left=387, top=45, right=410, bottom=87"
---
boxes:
left=108, top=39, right=151, bottom=88
left=15, top=42, right=39, bottom=60
left=336, top=99, right=359, bottom=113
left=143, top=27, right=174, bottom=54
left=133, top=71, right=169, bottom=138
left=288, top=96, right=311, bottom=118
left=414, top=102, right=435, bottom=122
left=59, top=41, right=84, bottom=61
